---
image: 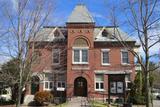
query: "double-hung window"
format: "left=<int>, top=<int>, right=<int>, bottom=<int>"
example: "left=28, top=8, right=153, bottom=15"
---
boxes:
left=95, top=75, right=104, bottom=91
left=44, top=73, right=54, bottom=90
left=53, top=49, right=60, bottom=64
left=101, top=49, right=110, bottom=65
left=121, top=50, right=129, bottom=64
left=57, top=81, right=65, bottom=88
left=44, top=81, right=54, bottom=90
left=73, top=48, right=88, bottom=64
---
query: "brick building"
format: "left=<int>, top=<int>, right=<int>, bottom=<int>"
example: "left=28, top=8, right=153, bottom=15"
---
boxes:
left=27, top=4, right=138, bottom=100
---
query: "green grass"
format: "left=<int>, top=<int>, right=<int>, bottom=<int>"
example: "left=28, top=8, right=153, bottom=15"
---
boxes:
left=90, top=101, right=108, bottom=107
left=47, top=101, right=68, bottom=107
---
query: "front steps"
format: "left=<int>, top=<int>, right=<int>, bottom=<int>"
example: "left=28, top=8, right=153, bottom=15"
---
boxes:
left=23, top=95, right=34, bottom=105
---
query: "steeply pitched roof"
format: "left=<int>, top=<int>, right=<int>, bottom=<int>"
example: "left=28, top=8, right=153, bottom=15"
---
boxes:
left=67, top=4, right=94, bottom=23
left=31, top=26, right=136, bottom=42
left=30, top=27, right=66, bottom=41
left=94, top=27, right=136, bottom=42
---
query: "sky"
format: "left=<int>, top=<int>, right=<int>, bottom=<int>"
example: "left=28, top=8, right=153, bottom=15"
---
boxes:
left=0, top=0, right=159, bottom=64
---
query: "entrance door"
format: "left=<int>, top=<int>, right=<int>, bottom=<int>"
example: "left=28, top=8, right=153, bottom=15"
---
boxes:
left=31, top=76, right=39, bottom=94
left=74, top=77, right=87, bottom=97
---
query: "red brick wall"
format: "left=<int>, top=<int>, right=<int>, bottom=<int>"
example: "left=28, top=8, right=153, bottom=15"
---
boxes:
left=66, top=23, right=135, bottom=98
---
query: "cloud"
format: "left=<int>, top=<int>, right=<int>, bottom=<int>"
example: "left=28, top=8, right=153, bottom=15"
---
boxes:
left=91, top=12, right=106, bottom=19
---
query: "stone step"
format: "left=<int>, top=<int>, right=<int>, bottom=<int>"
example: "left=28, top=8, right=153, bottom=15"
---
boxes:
left=23, top=95, right=34, bottom=105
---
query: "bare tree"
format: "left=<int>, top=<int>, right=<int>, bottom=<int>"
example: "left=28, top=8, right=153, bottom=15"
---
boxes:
left=0, top=0, right=55, bottom=107
left=106, top=0, right=160, bottom=107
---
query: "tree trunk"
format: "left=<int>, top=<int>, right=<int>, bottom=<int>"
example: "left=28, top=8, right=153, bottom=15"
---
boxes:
left=16, top=63, right=23, bottom=107
left=145, top=72, right=152, bottom=107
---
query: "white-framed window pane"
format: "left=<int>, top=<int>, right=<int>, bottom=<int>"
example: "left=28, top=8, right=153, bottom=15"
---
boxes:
left=57, top=81, right=65, bottom=88
left=122, top=51, right=129, bottom=63
left=110, top=82, right=116, bottom=93
left=96, top=83, right=99, bottom=89
left=95, top=75, right=104, bottom=90
left=49, top=82, right=53, bottom=89
left=117, top=82, right=123, bottom=93
left=62, top=82, right=65, bottom=88
left=58, top=82, right=61, bottom=87
left=100, top=82, right=104, bottom=89
left=74, top=50, right=80, bottom=62
left=53, top=49, right=60, bottom=64
left=82, top=50, right=88, bottom=62
left=102, top=51, right=109, bottom=63
left=45, top=82, right=49, bottom=89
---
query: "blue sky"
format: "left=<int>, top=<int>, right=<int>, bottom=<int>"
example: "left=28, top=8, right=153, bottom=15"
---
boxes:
left=49, top=0, right=110, bottom=26
left=0, top=0, right=159, bottom=63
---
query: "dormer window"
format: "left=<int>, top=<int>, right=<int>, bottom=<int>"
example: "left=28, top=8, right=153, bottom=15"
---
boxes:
left=54, top=30, right=60, bottom=37
left=102, top=30, right=108, bottom=37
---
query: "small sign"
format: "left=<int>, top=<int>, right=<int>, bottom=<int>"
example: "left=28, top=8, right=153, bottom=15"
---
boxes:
left=57, top=87, right=65, bottom=91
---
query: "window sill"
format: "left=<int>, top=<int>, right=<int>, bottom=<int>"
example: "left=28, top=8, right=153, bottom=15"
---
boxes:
left=52, top=63, right=60, bottom=65
left=95, top=89, right=105, bottom=92
left=72, top=62, right=89, bottom=65
left=101, top=63, right=111, bottom=66
left=121, top=63, right=130, bottom=66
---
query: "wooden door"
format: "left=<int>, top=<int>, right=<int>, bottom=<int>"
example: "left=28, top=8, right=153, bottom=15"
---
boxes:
left=74, top=77, right=87, bottom=96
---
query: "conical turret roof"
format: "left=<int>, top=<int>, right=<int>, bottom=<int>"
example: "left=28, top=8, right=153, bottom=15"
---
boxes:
left=67, top=4, right=94, bottom=23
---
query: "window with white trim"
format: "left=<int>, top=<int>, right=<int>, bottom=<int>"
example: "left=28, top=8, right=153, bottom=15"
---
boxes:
left=101, top=49, right=110, bottom=65
left=44, top=73, right=54, bottom=90
left=95, top=75, right=104, bottom=91
left=57, top=81, right=65, bottom=88
left=73, top=48, right=88, bottom=64
left=44, top=81, right=54, bottom=90
left=121, top=51, right=129, bottom=64
left=53, top=49, right=60, bottom=64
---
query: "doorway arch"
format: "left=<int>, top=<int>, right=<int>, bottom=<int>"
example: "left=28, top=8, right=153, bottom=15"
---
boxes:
left=74, top=77, right=87, bottom=97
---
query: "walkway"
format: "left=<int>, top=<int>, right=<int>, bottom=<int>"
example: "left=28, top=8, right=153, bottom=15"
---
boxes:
left=66, top=97, right=90, bottom=107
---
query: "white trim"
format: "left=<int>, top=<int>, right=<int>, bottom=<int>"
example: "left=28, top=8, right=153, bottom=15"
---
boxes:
left=121, top=50, right=130, bottom=65
left=52, top=49, right=60, bottom=65
left=53, top=27, right=65, bottom=39
left=101, top=49, right=110, bottom=66
left=43, top=81, right=54, bottom=91
left=94, top=70, right=132, bottom=74
left=72, top=47, right=89, bottom=49
left=72, top=48, right=89, bottom=64
left=95, top=74, right=104, bottom=91
left=125, top=81, right=131, bottom=91
left=57, top=81, right=66, bottom=88
left=101, top=49, right=110, bottom=51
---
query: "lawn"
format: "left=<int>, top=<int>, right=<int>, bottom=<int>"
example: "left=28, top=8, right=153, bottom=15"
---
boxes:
left=89, top=101, right=110, bottom=107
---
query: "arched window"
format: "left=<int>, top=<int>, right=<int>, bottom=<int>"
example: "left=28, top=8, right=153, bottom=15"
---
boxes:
left=72, top=38, right=89, bottom=64
left=73, top=38, right=88, bottom=47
